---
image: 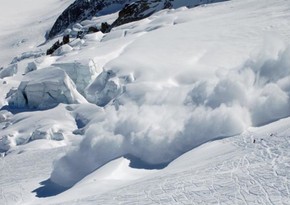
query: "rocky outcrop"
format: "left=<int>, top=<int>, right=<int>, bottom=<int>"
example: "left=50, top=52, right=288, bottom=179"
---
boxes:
left=111, top=0, right=229, bottom=28
left=111, top=0, right=170, bottom=28
left=46, top=35, right=70, bottom=55
left=48, top=0, right=227, bottom=39
left=47, top=0, right=130, bottom=39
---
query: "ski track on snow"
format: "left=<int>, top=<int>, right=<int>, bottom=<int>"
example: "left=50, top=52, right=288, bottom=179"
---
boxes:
left=0, top=148, right=65, bottom=205
left=55, top=130, right=290, bottom=205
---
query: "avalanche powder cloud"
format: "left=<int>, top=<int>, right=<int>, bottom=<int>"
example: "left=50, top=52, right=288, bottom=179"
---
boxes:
left=51, top=38, right=290, bottom=187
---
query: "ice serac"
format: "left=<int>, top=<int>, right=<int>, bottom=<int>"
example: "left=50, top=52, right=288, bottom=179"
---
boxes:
left=85, top=70, right=124, bottom=106
left=52, top=44, right=73, bottom=56
left=53, top=59, right=101, bottom=95
left=9, top=67, right=87, bottom=109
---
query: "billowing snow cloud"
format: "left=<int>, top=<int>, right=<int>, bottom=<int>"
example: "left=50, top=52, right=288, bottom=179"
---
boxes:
left=186, top=43, right=290, bottom=126
left=50, top=40, right=290, bottom=188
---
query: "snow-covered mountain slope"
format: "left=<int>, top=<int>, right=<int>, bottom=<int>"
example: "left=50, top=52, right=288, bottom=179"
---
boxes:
left=47, top=0, right=129, bottom=38
left=48, top=0, right=226, bottom=38
left=70, top=118, right=290, bottom=205
left=1, top=0, right=290, bottom=204
left=1, top=115, right=290, bottom=204
left=0, top=0, right=74, bottom=67
left=48, top=0, right=290, bottom=188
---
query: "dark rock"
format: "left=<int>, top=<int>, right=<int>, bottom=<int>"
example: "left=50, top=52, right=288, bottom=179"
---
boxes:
left=47, top=0, right=129, bottom=39
left=46, top=40, right=62, bottom=55
left=48, top=0, right=228, bottom=39
left=100, top=22, right=110, bottom=33
left=77, top=31, right=85, bottom=39
left=63, top=35, right=70, bottom=44
left=111, top=1, right=153, bottom=28
left=88, top=26, right=100, bottom=34
left=110, top=0, right=228, bottom=30
left=163, top=0, right=173, bottom=9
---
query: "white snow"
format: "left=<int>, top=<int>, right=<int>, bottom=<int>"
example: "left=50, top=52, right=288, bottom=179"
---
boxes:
left=0, top=0, right=74, bottom=67
left=49, top=0, right=290, bottom=188
left=0, top=64, right=18, bottom=79
left=0, top=104, right=78, bottom=152
left=0, top=0, right=290, bottom=204
left=52, top=44, right=73, bottom=56
left=2, top=115, right=290, bottom=204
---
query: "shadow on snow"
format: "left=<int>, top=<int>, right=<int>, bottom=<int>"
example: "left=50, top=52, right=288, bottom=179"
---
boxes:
left=32, top=179, right=68, bottom=198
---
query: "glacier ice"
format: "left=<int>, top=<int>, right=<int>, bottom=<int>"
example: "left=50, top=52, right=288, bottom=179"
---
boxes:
left=53, top=59, right=101, bottom=95
left=9, top=67, right=87, bottom=109
left=85, top=70, right=124, bottom=106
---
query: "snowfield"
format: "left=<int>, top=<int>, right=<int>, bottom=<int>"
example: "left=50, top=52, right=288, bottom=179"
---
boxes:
left=1, top=115, right=290, bottom=204
left=55, top=118, right=290, bottom=205
left=0, top=0, right=74, bottom=66
left=1, top=0, right=290, bottom=204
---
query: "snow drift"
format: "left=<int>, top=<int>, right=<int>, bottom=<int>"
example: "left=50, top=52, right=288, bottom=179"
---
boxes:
left=0, top=64, right=18, bottom=79
left=0, top=105, right=77, bottom=152
left=50, top=39, right=290, bottom=187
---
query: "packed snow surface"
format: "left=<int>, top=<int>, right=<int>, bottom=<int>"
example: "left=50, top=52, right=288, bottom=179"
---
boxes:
left=0, top=0, right=290, bottom=204
left=1, top=114, right=290, bottom=204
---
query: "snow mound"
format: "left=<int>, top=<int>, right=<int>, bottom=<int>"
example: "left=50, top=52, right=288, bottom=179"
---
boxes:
left=83, top=32, right=104, bottom=42
left=0, top=127, right=65, bottom=152
left=52, top=59, right=101, bottom=95
left=30, top=129, right=64, bottom=141
left=69, top=38, right=85, bottom=49
left=0, top=110, right=12, bottom=123
left=50, top=40, right=290, bottom=188
left=9, top=67, right=87, bottom=109
left=25, top=61, right=38, bottom=74
left=0, top=105, right=77, bottom=152
left=0, top=64, right=18, bottom=79
left=11, top=50, right=44, bottom=64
